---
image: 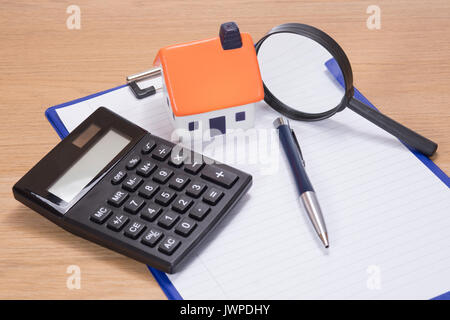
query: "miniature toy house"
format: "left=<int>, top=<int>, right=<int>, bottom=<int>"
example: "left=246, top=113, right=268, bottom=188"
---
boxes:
left=153, top=22, right=264, bottom=139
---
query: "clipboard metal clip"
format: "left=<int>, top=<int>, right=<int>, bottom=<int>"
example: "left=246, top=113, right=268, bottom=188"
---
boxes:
left=126, top=67, right=162, bottom=99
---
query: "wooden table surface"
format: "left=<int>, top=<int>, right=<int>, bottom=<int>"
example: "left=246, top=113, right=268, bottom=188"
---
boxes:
left=0, top=0, right=449, bottom=299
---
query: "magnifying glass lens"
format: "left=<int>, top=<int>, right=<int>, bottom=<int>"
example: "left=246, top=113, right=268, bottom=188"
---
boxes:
left=257, top=33, right=345, bottom=115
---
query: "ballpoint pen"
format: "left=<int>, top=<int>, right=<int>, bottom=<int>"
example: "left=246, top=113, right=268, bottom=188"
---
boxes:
left=273, top=117, right=329, bottom=248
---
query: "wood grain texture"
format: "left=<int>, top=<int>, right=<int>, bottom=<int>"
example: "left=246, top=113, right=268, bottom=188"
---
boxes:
left=0, top=0, right=448, bottom=299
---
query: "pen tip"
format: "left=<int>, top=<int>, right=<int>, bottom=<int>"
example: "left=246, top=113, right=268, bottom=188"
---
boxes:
left=319, top=233, right=329, bottom=248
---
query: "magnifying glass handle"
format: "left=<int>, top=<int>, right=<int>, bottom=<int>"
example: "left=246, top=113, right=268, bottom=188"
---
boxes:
left=347, top=98, right=438, bottom=157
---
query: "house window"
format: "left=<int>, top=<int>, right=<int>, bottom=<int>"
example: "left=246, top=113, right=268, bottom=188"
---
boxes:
left=209, top=116, right=226, bottom=136
left=235, top=111, right=245, bottom=122
left=188, top=121, right=199, bottom=131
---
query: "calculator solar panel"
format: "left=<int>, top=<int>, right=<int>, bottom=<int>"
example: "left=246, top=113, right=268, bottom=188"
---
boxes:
left=13, top=107, right=252, bottom=274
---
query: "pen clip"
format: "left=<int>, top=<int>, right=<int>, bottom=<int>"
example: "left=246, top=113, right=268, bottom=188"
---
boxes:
left=290, top=128, right=305, bottom=167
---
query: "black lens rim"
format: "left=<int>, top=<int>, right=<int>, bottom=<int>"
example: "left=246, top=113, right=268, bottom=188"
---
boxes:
left=255, top=23, right=355, bottom=121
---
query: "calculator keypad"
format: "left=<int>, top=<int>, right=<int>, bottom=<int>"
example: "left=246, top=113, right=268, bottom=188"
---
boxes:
left=107, top=140, right=234, bottom=253
left=78, top=133, right=251, bottom=272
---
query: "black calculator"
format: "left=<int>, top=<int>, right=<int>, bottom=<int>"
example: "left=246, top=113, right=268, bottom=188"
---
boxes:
left=13, top=107, right=252, bottom=273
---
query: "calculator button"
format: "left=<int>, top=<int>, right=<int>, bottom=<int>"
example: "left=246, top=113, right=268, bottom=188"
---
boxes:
left=201, top=165, right=238, bottom=189
left=107, top=214, right=129, bottom=231
left=123, top=196, right=145, bottom=214
left=184, top=160, right=204, bottom=175
left=153, top=168, right=173, bottom=184
left=126, top=155, right=141, bottom=170
left=159, top=236, right=181, bottom=255
left=136, top=161, right=156, bottom=177
left=186, top=181, right=207, bottom=198
left=154, top=189, right=177, bottom=206
left=152, top=144, right=172, bottom=161
left=138, top=182, right=159, bottom=199
left=203, top=188, right=224, bottom=205
left=108, top=190, right=129, bottom=207
left=141, top=229, right=164, bottom=247
left=169, top=174, right=190, bottom=191
left=122, top=174, right=143, bottom=192
left=141, top=140, right=156, bottom=154
left=124, top=221, right=146, bottom=239
left=111, top=170, right=127, bottom=185
left=90, top=206, right=112, bottom=224
left=172, top=195, right=193, bottom=213
left=168, top=149, right=188, bottom=167
left=158, top=211, right=180, bottom=229
left=141, top=203, right=163, bottom=222
left=189, top=203, right=211, bottom=221
left=175, top=218, right=197, bottom=237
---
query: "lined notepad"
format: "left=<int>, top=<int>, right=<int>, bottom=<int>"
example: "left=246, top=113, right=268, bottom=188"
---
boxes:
left=55, top=63, right=449, bottom=299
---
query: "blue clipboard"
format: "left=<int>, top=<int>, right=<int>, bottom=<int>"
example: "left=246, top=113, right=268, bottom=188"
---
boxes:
left=45, top=58, right=449, bottom=300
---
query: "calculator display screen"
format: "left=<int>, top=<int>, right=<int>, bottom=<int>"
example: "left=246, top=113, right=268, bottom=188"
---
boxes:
left=48, top=129, right=130, bottom=203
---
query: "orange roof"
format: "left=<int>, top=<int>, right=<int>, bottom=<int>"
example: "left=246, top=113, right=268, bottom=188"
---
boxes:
left=153, top=33, right=264, bottom=117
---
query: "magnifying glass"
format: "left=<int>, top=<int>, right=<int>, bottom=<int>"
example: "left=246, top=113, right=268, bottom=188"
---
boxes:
left=255, top=23, right=438, bottom=157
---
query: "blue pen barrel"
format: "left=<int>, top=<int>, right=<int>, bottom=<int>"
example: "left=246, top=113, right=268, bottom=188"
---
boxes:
left=278, top=124, right=314, bottom=194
